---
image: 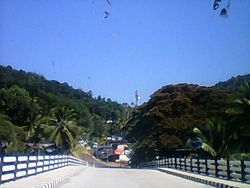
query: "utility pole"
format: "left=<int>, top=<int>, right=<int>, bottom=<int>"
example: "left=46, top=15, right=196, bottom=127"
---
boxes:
left=135, top=90, right=140, bottom=106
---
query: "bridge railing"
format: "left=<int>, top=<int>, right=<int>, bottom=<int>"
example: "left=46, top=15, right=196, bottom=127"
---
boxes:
left=140, top=157, right=250, bottom=183
left=0, top=155, right=86, bottom=185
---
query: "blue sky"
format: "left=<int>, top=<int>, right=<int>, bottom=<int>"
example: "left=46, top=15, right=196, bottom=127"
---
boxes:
left=0, top=0, right=250, bottom=104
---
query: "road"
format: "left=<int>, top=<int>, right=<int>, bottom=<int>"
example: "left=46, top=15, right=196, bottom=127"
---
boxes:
left=60, top=167, right=212, bottom=188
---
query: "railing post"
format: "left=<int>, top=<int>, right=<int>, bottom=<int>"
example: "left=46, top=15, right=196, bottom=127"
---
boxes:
left=181, top=158, right=183, bottom=170
left=215, top=158, right=218, bottom=177
left=179, top=158, right=181, bottom=170
left=48, top=155, right=50, bottom=170
left=26, top=155, right=30, bottom=178
left=172, top=157, right=174, bottom=168
left=174, top=157, right=177, bottom=169
left=0, top=155, right=3, bottom=184
left=184, top=157, right=187, bottom=171
left=226, top=157, right=231, bottom=180
left=205, top=158, right=208, bottom=175
left=35, top=155, right=38, bottom=175
left=241, top=160, right=246, bottom=182
left=14, top=155, right=18, bottom=181
left=197, top=158, right=200, bottom=174
left=42, top=155, right=45, bottom=172
left=179, top=158, right=181, bottom=169
left=190, top=158, right=193, bottom=173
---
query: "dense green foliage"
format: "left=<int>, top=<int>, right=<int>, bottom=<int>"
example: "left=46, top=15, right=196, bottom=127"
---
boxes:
left=214, top=74, right=250, bottom=91
left=124, top=76, right=250, bottom=162
left=0, top=65, right=125, bottom=154
left=1, top=65, right=249, bottom=160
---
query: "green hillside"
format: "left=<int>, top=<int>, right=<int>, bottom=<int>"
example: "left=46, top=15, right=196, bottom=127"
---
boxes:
left=214, top=74, right=250, bottom=91
left=0, top=65, right=126, bottom=154
left=1, top=65, right=249, bottom=160
left=124, top=75, right=250, bottom=162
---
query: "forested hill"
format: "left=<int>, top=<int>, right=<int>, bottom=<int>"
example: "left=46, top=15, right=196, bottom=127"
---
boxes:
left=0, top=65, right=124, bottom=120
left=0, top=65, right=126, bottom=154
left=213, top=74, right=250, bottom=91
left=124, top=74, right=250, bottom=162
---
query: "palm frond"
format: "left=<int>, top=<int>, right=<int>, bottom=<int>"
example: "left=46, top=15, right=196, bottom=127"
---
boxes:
left=63, top=129, right=75, bottom=147
left=201, top=143, right=217, bottom=157
left=54, top=131, right=62, bottom=147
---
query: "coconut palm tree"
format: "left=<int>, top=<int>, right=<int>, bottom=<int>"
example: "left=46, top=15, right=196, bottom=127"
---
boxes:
left=191, top=81, right=250, bottom=157
left=47, top=107, right=80, bottom=153
left=189, top=119, right=229, bottom=157
left=23, top=114, right=45, bottom=142
left=22, top=113, right=50, bottom=154
left=0, top=113, right=24, bottom=154
left=225, top=81, right=250, bottom=153
left=226, top=82, right=250, bottom=119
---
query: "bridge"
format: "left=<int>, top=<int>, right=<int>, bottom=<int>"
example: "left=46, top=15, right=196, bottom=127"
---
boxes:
left=0, top=155, right=249, bottom=188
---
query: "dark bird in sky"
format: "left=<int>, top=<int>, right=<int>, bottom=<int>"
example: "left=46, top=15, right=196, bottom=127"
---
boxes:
left=104, top=11, right=110, bottom=19
left=213, top=0, right=221, bottom=10
left=106, top=0, right=111, bottom=6
left=220, top=0, right=230, bottom=16
left=220, top=8, right=227, bottom=16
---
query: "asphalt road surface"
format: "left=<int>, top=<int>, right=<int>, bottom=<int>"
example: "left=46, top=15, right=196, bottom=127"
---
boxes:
left=60, top=167, right=212, bottom=188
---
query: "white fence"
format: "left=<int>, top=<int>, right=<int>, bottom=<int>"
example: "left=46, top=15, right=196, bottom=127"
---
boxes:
left=0, top=155, right=86, bottom=184
left=140, top=157, right=250, bottom=183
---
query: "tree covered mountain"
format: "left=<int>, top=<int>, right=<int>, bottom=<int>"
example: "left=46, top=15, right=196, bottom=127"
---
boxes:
left=124, top=74, right=250, bottom=162
left=0, top=65, right=124, bottom=120
left=1, top=64, right=249, bottom=160
left=214, top=74, right=250, bottom=91
left=0, top=65, right=126, bottom=154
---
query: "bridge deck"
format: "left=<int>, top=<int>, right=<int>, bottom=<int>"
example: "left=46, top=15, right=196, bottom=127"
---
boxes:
left=60, top=167, right=212, bottom=188
left=2, top=167, right=248, bottom=188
